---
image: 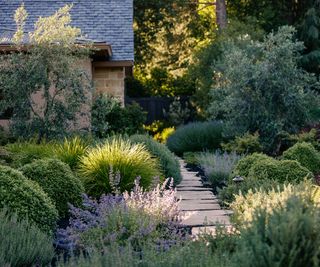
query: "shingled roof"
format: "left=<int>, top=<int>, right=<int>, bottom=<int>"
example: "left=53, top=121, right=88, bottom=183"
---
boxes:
left=0, top=0, right=134, bottom=61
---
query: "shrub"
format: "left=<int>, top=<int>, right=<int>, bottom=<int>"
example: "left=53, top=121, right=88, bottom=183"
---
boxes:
left=233, top=153, right=272, bottom=177
left=130, top=134, right=182, bottom=185
left=56, top=178, right=183, bottom=252
left=55, top=136, right=88, bottom=170
left=154, top=127, right=175, bottom=144
left=79, top=137, right=161, bottom=196
left=167, top=121, right=226, bottom=155
left=282, top=142, right=320, bottom=174
left=249, top=158, right=312, bottom=183
left=20, top=159, right=84, bottom=218
left=0, top=165, right=58, bottom=233
left=0, top=210, right=54, bottom=267
left=6, top=140, right=56, bottom=167
left=218, top=176, right=280, bottom=206
left=221, top=132, right=262, bottom=154
left=230, top=181, right=320, bottom=226
left=91, top=94, right=146, bottom=138
left=230, top=195, right=320, bottom=267
left=196, top=152, right=242, bottom=187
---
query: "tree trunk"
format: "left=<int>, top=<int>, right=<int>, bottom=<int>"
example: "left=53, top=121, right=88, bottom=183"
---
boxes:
left=216, top=0, right=227, bottom=29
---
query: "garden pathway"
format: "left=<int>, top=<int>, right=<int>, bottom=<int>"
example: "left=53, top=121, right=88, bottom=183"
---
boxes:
left=177, top=159, right=232, bottom=236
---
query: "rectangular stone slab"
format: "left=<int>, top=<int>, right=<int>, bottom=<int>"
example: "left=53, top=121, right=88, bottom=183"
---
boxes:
left=177, top=190, right=215, bottom=200
left=179, top=202, right=221, bottom=211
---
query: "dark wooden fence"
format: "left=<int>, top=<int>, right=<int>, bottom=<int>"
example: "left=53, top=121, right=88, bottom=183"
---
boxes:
left=125, top=96, right=189, bottom=124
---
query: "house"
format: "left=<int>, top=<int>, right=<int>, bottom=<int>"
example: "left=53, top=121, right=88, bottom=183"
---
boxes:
left=0, top=0, right=134, bottom=129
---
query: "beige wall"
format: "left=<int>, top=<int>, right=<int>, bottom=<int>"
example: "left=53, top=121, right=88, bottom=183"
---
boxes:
left=93, top=66, right=125, bottom=104
left=0, top=61, right=127, bottom=132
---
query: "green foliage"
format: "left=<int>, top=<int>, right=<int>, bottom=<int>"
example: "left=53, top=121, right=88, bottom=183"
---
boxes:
left=79, top=137, right=161, bottom=196
left=0, top=5, right=91, bottom=140
left=0, top=165, right=58, bottom=233
left=59, top=240, right=225, bottom=267
left=230, top=181, right=320, bottom=226
left=167, top=121, right=226, bottom=155
left=20, top=159, right=84, bottom=218
left=208, top=26, right=319, bottom=154
left=221, top=132, right=262, bottom=154
left=6, top=140, right=56, bottom=167
left=230, top=192, right=320, bottom=267
left=248, top=158, right=312, bottom=183
left=183, top=152, right=202, bottom=166
left=282, top=142, right=320, bottom=174
left=189, top=20, right=264, bottom=115
left=164, top=97, right=194, bottom=126
left=55, top=136, right=88, bottom=170
left=130, top=134, right=181, bottom=185
left=299, top=2, right=320, bottom=75
left=91, top=94, right=146, bottom=138
left=0, top=210, right=54, bottom=267
left=218, top=176, right=280, bottom=206
left=233, top=153, right=272, bottom=177
left=286, top=129, right=320, bottom=150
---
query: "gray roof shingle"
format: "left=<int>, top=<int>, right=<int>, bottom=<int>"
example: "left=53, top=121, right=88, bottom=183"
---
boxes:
left=0, top=0, right=134, bottom=61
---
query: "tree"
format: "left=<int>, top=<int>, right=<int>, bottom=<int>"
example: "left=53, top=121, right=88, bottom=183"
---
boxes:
left=0, top=4, right=91, bottom=140
left=208, top=26, right=319, bottom=153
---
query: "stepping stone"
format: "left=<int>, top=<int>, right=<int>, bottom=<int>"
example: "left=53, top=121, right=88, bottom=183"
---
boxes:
left=177, top=191, right=214, bottom=200
left=179, top=202, right=221, bottom=211
left=182, top=213, right=231, bottom=226
left=177, top=187, right=209, bottom=191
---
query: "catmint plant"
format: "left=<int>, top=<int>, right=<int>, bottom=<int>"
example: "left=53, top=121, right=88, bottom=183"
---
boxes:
left=55, top=178, right=188, bottom=253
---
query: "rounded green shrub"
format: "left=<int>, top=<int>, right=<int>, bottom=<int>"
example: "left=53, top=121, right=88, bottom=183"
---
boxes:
left=167, top=121, right=226, bottom=156
left=130, top=134, right=182, bottom=185
left=0, top=210, right=54, bottom=267
left=20, top=159, right=84, bottom=218
left=233, top=153, right=272, bottom=177
left=79, top=137, right=162, bottom=197
left=248, top=158, right=312, bottom=183
left=0, top=165, right=58, bottom=233
left=282, top=142, right=320, bottom=174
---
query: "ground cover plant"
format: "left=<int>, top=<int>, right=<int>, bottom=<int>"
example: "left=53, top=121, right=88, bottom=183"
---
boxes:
left=167, top=121, right=226, bottom=155
left=20, top=159, right=84, bottom=218
left=130, top=134, right=182, bottom=184
left=79, top=137, right=162, bottom=196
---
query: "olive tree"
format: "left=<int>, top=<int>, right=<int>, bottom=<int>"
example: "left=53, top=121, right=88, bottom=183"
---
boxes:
left=208, top=26, right=320, bottom=153
left=0, top=4, right=92, bottom=140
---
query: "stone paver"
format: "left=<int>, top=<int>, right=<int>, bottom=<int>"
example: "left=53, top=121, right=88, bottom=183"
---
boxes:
left=177, top=159, right=231, bottom=235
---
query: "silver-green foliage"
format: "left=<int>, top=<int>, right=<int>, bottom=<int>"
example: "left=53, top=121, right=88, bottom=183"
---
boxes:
left=0, top=210, right=54, bottom=267
left=196, top=151, right=242, bottom=185
left=0, top=44, right=91, bottom=141
left=208, top=26, right=319, bottom=153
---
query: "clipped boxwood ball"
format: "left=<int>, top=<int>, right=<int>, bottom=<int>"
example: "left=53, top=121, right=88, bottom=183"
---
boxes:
left=282, top=142, right=320, bottom=174
left=20, top=159, right=84, bottom=218
left=249, top=158, right=312, bottom=183
left=0, top=165, right=58, bottom=233
left=234, top=153, right=272, bottom=177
